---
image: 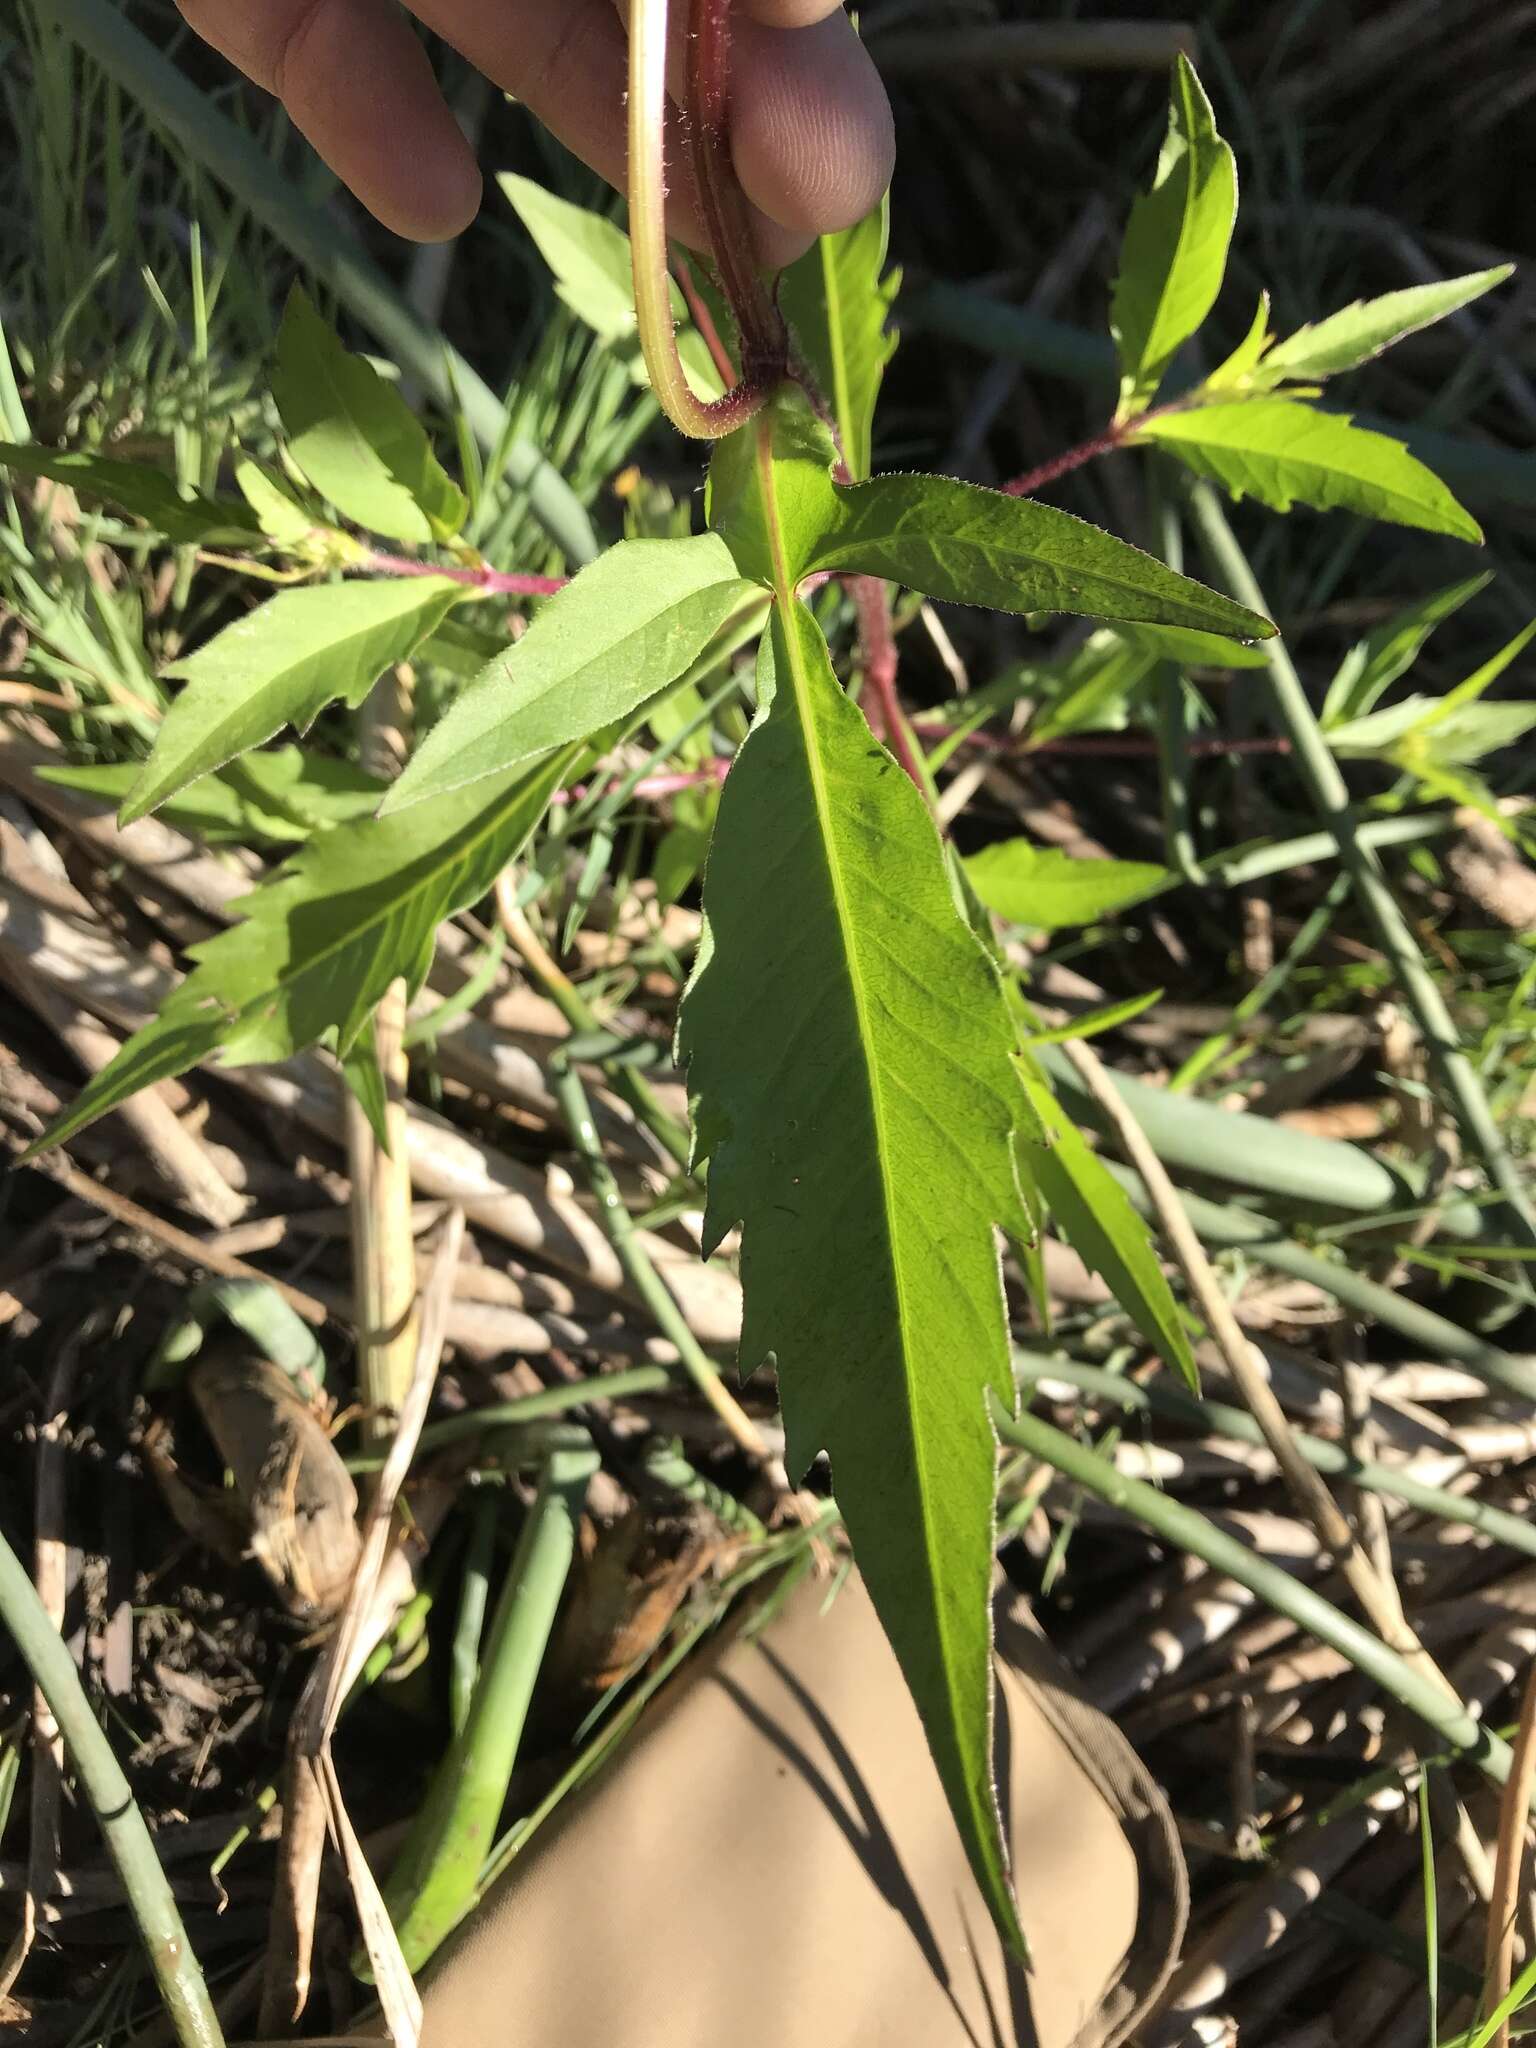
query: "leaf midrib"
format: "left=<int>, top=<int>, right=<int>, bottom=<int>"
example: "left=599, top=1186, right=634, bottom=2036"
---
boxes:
left=754, top=417, right=954, bottom=1734
left=820, top=238, right=855, bottom=479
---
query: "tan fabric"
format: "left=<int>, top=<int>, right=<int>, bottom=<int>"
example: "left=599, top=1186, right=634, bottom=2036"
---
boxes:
left=418, top=1572, right=1185, bottom=2047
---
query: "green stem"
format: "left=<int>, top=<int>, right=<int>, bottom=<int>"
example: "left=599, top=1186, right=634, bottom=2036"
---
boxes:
left=1186, top=480, right=1536, bottom=1264
left=1101, top=1158, right=1536, bottom=1399
left=627, top=0, right=771, bottom=440
left=345, top=1367, right=675, bottom=1471
left=1013, top=1352, right=1536, bottom=1563
left=0, top=1527, right=225, bottom=2048
left=382, top=1435, right=599, bottom=1970
left=50, top=0, right=596, bottom=563
left=551, top=1059, right=770, bottom=1461
left=994, top=1403, right=1526, bottom=1803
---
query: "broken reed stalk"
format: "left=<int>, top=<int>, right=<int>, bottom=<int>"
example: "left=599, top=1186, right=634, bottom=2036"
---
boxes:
left=347, top=671, right=420, bottom=1449
left=0, top=1524, right=226, bottom=2048
left=1483, top=1658, right=1536, bottom=2047
left=1060, top=1033, right=1470, bottom=1713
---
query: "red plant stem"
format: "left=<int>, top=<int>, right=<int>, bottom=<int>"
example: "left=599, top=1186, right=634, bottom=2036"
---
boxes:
left=850, top=574, right=924, bottom=789
left=911, top=720, right=1292, bottom=760
left=1001, top=399, right=1191, bottom=498
left=683, top=0, right=786, bottom=381
left=672, top=257, right=739, bottom=388
left=364, top=551, right=567, bottom=598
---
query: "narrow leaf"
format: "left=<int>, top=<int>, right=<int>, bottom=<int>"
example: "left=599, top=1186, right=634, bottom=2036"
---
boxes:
left=1204, top=292, right=1273, bottom=392
left=272, top=286, right=468, bottom=545
left=1015, top=1062, right=1197, bottom=1389
left=966, top=843, right=1172, bottom=930
left=40, top=749, right=382, bottom=847
left=34, top=751, right=572, bottom=1155
left=779, top=199, right=900, bottom=481
left=124, top=577, right=462, bottom=823
left=807, top=472, right=1278, bottom=639
left=1137, top=399, right=1482, bottom=541
left=1262, top=267, right=1513, bottom=383
left=234, top=457, right=317, bottom=548
left=499, top=174, right=722, bottom=397
left=383, top=535, right=754, bottom=813
left=0, top=442, right=260, bottom=546
left=1321, top=573, right=1491, bottom=728
left=682, top=601, right=1030, bottom=1956
left=1111, top=55, right=1237, bottom=416
left=339, top=1020, right=392, bottom=1152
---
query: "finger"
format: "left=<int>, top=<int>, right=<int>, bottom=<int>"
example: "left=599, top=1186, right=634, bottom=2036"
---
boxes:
left=730, top=12, right=894, bottom=236
left=176, top=0, right=482, bottom=241
left=741, top=0, right=849, bottom=26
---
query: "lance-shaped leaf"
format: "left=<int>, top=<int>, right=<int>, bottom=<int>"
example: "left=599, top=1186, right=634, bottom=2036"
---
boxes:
left=681, top=600, right=1031, bottom=1955
left=780, top=200, right=900, bottom=482
left=499, top=174, right=721, bottom=397
left=123, top=576, right=463, bottom=823
left=33, top=750, right=572, bottom=1156
left=1322, top=574, right=1490, bottom=729
left=1014, top=1061, right=1196, bottom=1389
left=965, top=842, right=1172, bottom=930
left=273, top=286, right=468, bottom=544
left=1261, top=266, right=1512, bottom=385
left=40, top=749, right=384, bottom=848
left=1111, top=54, right=1236, bottom=417
left=1135, top=399, right=1482, bottom=541
left=806, top=473, right=1277, bottom=639
left=0, top=442, right=261, bottom=547
left=383, top=535, right=756, bottom=813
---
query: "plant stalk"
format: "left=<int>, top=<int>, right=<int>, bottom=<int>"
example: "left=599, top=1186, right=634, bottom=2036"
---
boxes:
left=0, top=1526, right=225, bottom=2048
left=550, top=1057, right=772, bottom=1464
left=1185, top=479, right=1536, bottom=1265
left=994, top=1405, right=1529, bottom=1810
left=627, top=0, right=774, bottom=439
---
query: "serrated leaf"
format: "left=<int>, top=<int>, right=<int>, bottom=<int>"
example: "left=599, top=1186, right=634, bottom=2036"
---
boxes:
left=498, top=174, right=722, bottom=398
left=1014, top=1062, right=1197, bottom=1389
left=0, top=441, right=261, bottom=546
left=33, top=750, right=572, bottom=1156
left=39, top=748, right=383, bottom=847
left=1262, top=266, right=1513, bottom=383
left=807, top=472, right=1278, bottom=639
left=779, top=199, right=900, bottom=482
left=1136, top=399, right=1482, bottom=541
left=1111, top=55, right=1236, bottom=416
left=1322, top=574, right=1491, bottom=728
left=383, top=535, right=754, bottom=813
left=272, top=286, right=468, bottom=545
left=124, top=577, right=462, bottom=823
left=966, top=842, right=1172, bottom=929
left=681, top=599, right=1030, bottom=1958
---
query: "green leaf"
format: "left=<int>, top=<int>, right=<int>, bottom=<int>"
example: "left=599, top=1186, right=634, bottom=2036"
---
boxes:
left=1136, top=399, right=1482, bottom=541
left=965, top=842, right=1172, bottom=929
left=779, top=199, right=900, bottom=482
left=498, top=174, right=722, bottom=398
left=1115, top=620, right=1272, bottom=670
left=1028, top=630, right=1155, bottom=745
left=1016, top=988, right=1164, bottom=1049
left=234, top=457, right=317, bottom=548
left=39, top=748, right=383, bottom=847
left=383, top=535, right=754, bottom=813
left=682, top=600, right=1031, bottom=1958
left=272, top=286, right=468, bottom=545
left=34, top=750, right=572, bottom=1156
left=1262, top=267, right=1513, bottom=384
left=339, top=1019, right=392, bottom=1151
left=0, top=442, right=261, bottom=547
left=807, top=473, right=1278, bottom=639
left=124, top=577, right=462, bottom=823
left=1321, top=574, right=1491, bottom=728
left=1014, top=1062, right=1197, bottom=1389
left=1110, top=55, right=1236, bottom=417
left=707, top=392, right=843, bottom=587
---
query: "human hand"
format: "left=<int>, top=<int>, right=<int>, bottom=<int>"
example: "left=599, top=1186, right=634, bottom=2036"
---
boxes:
left=175, top=0, right=893, bottom=264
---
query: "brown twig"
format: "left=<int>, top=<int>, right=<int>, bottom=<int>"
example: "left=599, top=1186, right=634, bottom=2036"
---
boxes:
left=1484, top=1656, right=1536, bottom=2047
